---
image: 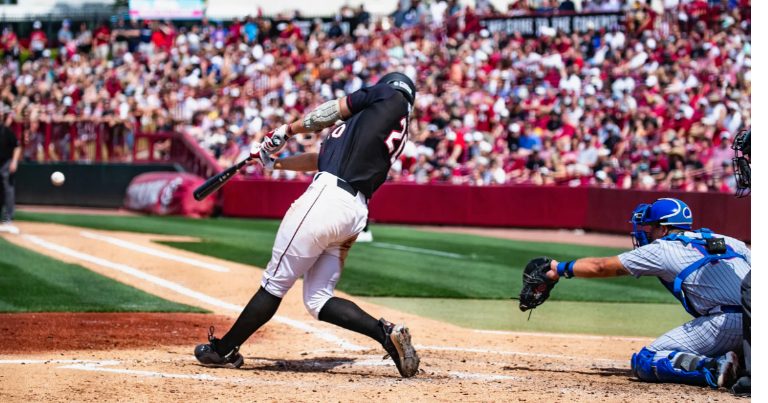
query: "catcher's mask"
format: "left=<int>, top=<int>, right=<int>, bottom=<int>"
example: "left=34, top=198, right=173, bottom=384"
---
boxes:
left=732, top=129, right=751, bottom=198
left=630, top=198, right=692, bottom=249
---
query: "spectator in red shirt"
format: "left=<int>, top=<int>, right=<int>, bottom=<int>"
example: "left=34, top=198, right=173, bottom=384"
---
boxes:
left=93, top=22, right=110, bottom=59
left=1, top=26, right=20, bottom=68
left=151, top=22, right=169, bottom=54
left=1, top=25, right=17, bottom=52
left=30, top=21, right=47, bottom=61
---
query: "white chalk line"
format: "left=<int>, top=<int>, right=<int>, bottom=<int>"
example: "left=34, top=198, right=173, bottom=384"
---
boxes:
left=80, top=231, right=230, bottom=273
left=0, top=359, right=112, bottom=365
left=59, top=363, right=238, bottom=381
left=21, top=234, right=366, bottom=352
left=4, top=357, right=524, bottom=384
left=473, top=329, right=653, bottom=342
left=62, top=363, right=510, bottom=384
left=5, top=355, right=614, bottom=383
left=369, top=242, right=474, bottom=259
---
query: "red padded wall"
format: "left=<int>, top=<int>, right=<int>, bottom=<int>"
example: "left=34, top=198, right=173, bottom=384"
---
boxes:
left=222, top=180, right=751, bottom=241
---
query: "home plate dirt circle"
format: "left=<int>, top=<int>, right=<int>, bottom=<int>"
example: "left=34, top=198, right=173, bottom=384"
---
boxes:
left=0, top=222, right=742, bottom=402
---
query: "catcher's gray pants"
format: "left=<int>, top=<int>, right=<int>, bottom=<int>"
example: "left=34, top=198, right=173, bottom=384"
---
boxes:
left=0, top=159, right=15, bottom=222
left=648, top=312, right=742, bottom=357
left=741, top=271, right=751, bottom=373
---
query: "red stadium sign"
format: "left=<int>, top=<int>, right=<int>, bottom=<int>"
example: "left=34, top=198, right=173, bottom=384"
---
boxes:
left=125, top=172, right=214, bottom=217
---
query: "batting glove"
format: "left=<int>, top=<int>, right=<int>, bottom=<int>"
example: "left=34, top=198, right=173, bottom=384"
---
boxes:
left=249, top=142, right=275, bottom=170
left=262, top=124, right=289, bottom=155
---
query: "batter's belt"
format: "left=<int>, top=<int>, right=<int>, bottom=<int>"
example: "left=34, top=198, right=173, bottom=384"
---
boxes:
left=313, top=172, right=359, bottom=198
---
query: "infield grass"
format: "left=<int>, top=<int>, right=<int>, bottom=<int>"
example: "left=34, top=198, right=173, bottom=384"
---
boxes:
left=0, top=237, right=207, bottom=313
left=360, top=297, right=691, bottom=337
left=17, top=212, right=679, bottom=304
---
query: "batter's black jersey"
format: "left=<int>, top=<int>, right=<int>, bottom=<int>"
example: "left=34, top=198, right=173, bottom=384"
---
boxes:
left=318, top=84, right=410, bottom=199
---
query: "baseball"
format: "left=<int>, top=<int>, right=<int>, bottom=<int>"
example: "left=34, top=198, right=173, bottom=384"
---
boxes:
left=51, top=171, right=65, bottom=186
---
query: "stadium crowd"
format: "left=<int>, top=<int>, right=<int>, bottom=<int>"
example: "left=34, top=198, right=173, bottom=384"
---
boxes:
left=0, top=0, right=751, bottom=192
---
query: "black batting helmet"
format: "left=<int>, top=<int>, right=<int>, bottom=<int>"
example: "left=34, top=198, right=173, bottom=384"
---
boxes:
left=732, top=129, right=751, bottom=198
left=378, top=72, right=416, bottom=105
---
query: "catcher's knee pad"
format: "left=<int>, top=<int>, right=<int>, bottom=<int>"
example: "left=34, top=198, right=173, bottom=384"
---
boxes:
left=631, top=347, right=658, bottom=382
left=631, top=347, right=717, bottom=387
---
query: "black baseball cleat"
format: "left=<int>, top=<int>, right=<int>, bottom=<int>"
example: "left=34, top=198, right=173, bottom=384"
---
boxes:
left=715, top=351, right=739, bottom=388
left=194, top=326, right=244, bottom=369
left=380, top=319, right=420, bottom=377
left=732, top=376, right=750, bottom=397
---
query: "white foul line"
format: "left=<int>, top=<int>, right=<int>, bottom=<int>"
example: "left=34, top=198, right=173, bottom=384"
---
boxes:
left=0, top=359, right=113, bottom=365
left=473, top=329, right=653, bottom=342
left=369, top=242, right=472, bottom=259
left=20, top=234, right=366, bottom=351
left=59, top=362, right=242, bottom=381
left=80, top=231, right=230, bottom=273
left=55, top=358, right=524, bottom=383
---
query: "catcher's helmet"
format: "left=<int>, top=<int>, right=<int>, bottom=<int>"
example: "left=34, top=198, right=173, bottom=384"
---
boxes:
left=732, top=129, right=751, bottom=198
left=630, top=198, right=692, bottom=248
left=378, top=72, right=416, bottom=105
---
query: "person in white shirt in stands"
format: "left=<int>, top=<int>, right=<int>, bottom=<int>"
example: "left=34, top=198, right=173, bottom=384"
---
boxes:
left=601, top=0, right=622, bottom=11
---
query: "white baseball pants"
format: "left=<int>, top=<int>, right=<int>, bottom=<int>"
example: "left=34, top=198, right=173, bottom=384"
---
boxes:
left=260, top=172, right=368, bottom=319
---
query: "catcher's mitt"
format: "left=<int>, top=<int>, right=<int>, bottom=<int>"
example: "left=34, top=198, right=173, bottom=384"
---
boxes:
left=516, top=257, right=558, bottom=313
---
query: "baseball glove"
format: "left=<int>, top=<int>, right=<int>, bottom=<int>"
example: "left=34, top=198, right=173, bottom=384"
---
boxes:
left=515, top=257, right=558, bottom=313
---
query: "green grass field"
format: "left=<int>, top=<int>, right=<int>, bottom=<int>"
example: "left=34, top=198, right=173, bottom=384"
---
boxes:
left=0, top=237, right=207, bottom=313
left=17, top=212, right=677, bottom=303
left=15, top=212, right=689, bottom=336
left=361, top=297, right=690, bottom=337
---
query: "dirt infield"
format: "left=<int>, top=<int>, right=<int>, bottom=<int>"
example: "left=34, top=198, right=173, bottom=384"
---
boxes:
left=0, top=222, right=743, bottom=402
left=0, top=313, right=235, bottom=354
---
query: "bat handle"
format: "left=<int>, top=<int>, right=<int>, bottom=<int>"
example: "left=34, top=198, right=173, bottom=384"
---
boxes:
left=269, top=136, right=282, bottom=148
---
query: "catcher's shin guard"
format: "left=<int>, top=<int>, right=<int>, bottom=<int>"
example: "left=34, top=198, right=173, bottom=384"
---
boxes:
left=631, top=347, right=737, bottom=388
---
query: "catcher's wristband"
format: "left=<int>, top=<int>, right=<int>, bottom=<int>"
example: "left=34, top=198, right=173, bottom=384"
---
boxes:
left=557, top=261, right=576, bottom=279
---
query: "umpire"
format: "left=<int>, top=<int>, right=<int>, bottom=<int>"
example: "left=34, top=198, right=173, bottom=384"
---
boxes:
left=0, top=105, right=20, bottom=234
left=731, top=129, right=751, bottom=397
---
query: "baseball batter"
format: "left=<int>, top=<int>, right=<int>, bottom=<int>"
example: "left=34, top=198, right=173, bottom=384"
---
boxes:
left=518, top=198, right=750, bottom=389
left=194, top=73, right=420, bottom=378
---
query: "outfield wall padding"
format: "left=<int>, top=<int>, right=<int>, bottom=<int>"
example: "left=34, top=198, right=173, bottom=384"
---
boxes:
left=221, top=180, right=751, bottom=242
left=14, top=163, right=181, bottom=208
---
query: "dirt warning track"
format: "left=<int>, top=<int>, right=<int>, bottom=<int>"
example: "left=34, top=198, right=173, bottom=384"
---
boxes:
left=0, top=222, right=742, bottom=402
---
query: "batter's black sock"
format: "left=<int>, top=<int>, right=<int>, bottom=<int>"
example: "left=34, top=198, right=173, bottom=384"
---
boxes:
left=318, top=297, right=387, bottom=346
left=216, top=287, right=282, bottom=356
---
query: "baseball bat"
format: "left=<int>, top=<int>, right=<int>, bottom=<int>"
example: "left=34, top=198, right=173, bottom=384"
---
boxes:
left=193, top=136, right=282, bottom=201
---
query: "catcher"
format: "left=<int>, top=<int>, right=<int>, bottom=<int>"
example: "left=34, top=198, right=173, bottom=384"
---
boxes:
left=731, top=129, right=751, bottom=397
left=516, top=198, right=750, bottom=389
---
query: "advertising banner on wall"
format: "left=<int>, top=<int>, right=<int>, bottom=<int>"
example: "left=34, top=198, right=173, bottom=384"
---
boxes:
left=129, top=0, right=204, bottom=20
left=125, top=172, right=214, bottom=217
left=481, top=12, right=624, bottom=37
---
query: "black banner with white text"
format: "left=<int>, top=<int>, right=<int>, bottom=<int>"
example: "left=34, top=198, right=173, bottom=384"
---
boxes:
left=481, top=12, right=624, bottom=37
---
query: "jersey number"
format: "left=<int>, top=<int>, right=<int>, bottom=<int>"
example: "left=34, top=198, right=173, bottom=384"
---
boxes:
left=385, top=117, right=408, bottom=164
left=330, top=124, right=346, bottom=138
